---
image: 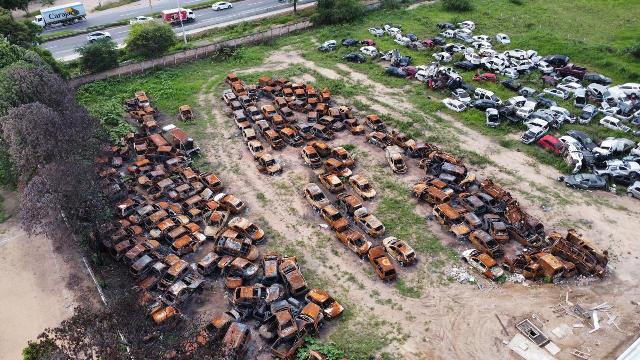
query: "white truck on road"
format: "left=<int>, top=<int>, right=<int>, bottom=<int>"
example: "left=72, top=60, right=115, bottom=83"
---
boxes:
left=33, top=2, right=86, bottom=28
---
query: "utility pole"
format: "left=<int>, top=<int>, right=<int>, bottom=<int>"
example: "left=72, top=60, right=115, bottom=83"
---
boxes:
left=176, top=0, right=187, bottom=45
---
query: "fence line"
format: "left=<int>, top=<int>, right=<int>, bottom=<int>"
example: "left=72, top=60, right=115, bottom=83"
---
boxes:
left=69, top=20, right=313, bottom=87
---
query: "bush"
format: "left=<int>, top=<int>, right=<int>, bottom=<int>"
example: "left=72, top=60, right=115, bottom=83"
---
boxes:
left=509, top=0, right=524, bottom=4
left=126, top=22, right=176, bottom=59
left=78, top=38, right=119, bottom=73
left=442, top=0, right=473, bottom=12
left=626, top=44, right=640, bottom=59
left=380, top=0, right=401, bottom=10
left=313, top=0, right=365, bottom=25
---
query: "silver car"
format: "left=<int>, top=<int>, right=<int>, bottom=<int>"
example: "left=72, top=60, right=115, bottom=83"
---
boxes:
left=628, top=181, right=640, bottom=199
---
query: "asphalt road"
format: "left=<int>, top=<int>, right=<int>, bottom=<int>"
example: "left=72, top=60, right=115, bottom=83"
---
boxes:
left=41, top=0, right=310, bottom=60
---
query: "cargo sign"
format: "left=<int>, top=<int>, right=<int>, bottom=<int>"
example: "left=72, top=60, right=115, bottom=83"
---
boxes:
left=47, top=7, right=81, bottom=20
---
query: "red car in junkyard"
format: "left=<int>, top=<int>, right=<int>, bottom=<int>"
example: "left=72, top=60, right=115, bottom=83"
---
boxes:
left=537, top=135, right=563, bottom=155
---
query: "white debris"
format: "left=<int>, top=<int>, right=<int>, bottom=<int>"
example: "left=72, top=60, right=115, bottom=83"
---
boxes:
left=589, top=311, right=600, bottom=334
left=573, top=323, right=585, bottom=328
left=318, top=223, right=329, bottom=229
left=448, top=267, right=476, bottom=284
left=508, top=273, right=526, bottom=283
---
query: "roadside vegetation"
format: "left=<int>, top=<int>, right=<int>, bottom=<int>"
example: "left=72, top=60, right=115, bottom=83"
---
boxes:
left=94, top=0, right=138, bottom=11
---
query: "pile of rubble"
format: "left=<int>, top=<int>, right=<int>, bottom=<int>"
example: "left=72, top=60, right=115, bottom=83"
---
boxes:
left=97, top=91, right=344, bottom=359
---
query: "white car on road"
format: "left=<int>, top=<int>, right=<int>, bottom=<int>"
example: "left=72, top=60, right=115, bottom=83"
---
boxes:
left=442, top=98, right=466, bottom=112
left=129, top=16, right=153, bottom=25
left=87, top=31, right=111, bottom=42
left=212, top=1, right=233, bottom=10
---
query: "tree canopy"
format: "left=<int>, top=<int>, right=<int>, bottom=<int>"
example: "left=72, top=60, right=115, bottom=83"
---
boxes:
left=126, top=21, right=177, bottom=59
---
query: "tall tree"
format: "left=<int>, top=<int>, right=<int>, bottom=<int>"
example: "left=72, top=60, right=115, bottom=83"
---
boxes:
left=0, top=62, right=71, bottom=116
left=0, top=8, right=42, bottom=47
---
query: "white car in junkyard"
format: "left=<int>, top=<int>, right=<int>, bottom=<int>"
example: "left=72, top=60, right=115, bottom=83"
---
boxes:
left=368, top=27, right=384, bottom=37
left=360, top=46, right=378, bottom=57
left=433, top=52, right=452, bottom=62
left=600, top=116, right=630, bottom=132
left=457, top=20, right=475, bottom=30
left=495, top=33, right=510, bottom=44
left=442, top=98, right=467, bottom=112
left=472, top=35, right=491, bottom=43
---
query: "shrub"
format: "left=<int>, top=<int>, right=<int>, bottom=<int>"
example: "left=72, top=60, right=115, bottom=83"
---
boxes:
left=380, top=0, right=401, bottom=10
left=313, top=0, right=365, bottom=25
left=442, top=0, right=473, bottom=12
left=626, top=44, right=640, bottom=59
left=126, top=22, right=176, bottom=59
left=78, top=38, right=119, bottom=73
left=509, top=0, right=524, bottom=4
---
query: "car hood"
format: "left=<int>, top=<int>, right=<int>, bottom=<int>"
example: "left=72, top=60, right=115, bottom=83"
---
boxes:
left=324, top=302, right=345, bottom=318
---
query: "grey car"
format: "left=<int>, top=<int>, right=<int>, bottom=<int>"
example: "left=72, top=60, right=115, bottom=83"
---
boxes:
left=560, top=173, right=608, bottom=190
left=627, top=181, right=640, bottom=199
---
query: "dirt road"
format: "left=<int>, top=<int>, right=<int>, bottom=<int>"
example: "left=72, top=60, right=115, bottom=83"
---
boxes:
left=0, top=192, right=89, bottom=359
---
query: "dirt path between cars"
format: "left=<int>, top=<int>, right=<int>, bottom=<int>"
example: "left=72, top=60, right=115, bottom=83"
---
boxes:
left=196, top=49, right=640, bottom=359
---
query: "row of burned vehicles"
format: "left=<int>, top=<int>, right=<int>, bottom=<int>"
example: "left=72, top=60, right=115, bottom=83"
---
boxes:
left=411, top=151, right=609, bottom=282
left=96, top=92, right=344, bottom=359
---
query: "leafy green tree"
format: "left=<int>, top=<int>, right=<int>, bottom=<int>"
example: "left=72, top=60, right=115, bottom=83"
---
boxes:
left=78, top=38, right=119, bottom=73
left=126, top=22, right=176, bottom=59
left=0, top=8, right=41, bottom=47
left=313, top=0, right=365, bottom=25
left=0, top=0, right=29, bottom=12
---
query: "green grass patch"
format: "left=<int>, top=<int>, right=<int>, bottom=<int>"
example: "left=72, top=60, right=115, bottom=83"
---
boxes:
left=39, top=29, right=84, bottom=42
left=374, top=176, right=449, bottom=257
left=395, top=279, right=421, bottom=298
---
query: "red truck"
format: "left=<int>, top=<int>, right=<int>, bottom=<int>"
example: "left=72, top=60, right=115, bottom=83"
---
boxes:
left=161, top=8, right=195, bottom=25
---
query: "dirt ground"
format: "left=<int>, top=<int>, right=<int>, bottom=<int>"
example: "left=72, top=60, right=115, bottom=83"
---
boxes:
left=0, top=191, right=93, bottom=359
left=190, top=49, right=640, bottom=359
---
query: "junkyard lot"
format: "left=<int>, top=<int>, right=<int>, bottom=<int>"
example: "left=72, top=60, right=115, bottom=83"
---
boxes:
left=215, top=51, right=640, bottom=359
left=81, top=53, right=640, bottom=359
left=74, top=3, right=640, bottom=359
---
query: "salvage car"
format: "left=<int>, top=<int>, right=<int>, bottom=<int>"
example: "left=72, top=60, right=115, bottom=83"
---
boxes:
left=306, top=288, right=344, bottom=319
left=318, top=40, right=337, bottom=51
left=344, top=53, right=366, bottom=63
left=301, top=145, right=322, bottom=168
left=368, top=246, right=396, bottom=281
left=303, top=183, right=330, bottom=211
left=521, top=127, right=547, bottom=144
left=461, top=249, right=505, bottom=281
left=360, top=46, right=378, bottom=57
left=335, top=227, right=371, bottom=258
left=382, top=237, right=416, bottom=266
left=385, top=66, right=407, bottom=77
left=353, top=207, right=385, bottom=238
left=543, top=88, right=570, bottom=100
left=278, top=257, right=308, bottom=296
left=320, top=204, right=348, bottom=232
left=349, top=174, right=376, bottom=200
left=560, top=173, right=608, bottom=190
left=442, top=98, right=466, bottom=112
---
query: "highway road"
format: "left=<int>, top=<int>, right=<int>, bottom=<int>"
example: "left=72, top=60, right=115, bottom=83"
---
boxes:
left=41, top=0, right=312, bottom=60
